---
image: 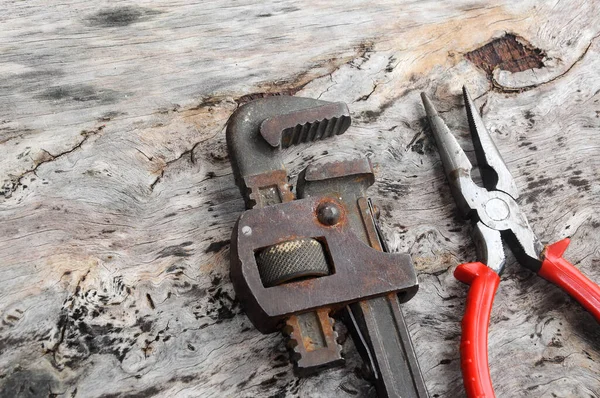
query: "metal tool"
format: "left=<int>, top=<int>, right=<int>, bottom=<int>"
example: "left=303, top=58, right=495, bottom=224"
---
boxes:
left=421, top=87, right=600, bottom=398
left=297, top=160, right=428, bottom=398
left=227, top=96, right=428, bottom=397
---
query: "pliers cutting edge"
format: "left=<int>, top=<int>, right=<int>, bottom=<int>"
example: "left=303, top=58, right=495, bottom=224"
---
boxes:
left=421, top=87, right=600, bottom=398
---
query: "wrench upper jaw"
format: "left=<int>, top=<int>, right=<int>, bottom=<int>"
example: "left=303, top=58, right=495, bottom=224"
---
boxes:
left=260, top=102, right=350, bottom=149
left=226, top=96, right=352, bottom=208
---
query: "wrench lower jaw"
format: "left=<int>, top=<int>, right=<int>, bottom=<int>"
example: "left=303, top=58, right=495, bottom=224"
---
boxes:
left=283, top=308, right=344, bottom=376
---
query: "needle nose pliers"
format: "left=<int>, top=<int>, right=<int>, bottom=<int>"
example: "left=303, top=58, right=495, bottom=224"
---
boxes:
left=421, top=87, right=600, bottom=398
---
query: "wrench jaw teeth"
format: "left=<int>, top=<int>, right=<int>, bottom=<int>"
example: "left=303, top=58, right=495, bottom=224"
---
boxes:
left=283, top=309, right=344, bottom=376
left=279, top=114, right=351, bottom=148
left=259, top=101, right=351, bottom=149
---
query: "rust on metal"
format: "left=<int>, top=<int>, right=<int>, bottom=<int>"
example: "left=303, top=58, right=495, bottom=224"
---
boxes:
left=305, top=157, right=374, bottom=184
left=227, top=96, right=423, bottom=386
left=244, top=169, right=294, bottom=207
left=230, top=195, right=417, bottom=333
left=283, top=309, right=343, bottom=374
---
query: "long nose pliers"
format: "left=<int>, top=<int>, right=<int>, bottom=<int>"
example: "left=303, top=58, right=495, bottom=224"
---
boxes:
left=420, top=87, right=600, bottom=398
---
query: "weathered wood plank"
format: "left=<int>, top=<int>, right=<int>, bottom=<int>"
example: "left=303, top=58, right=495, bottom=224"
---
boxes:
left=1, top=1, right=599, bottom=397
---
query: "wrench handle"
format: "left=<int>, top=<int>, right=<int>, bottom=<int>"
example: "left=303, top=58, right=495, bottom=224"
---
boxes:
left=347, top=294, right=429, bottom=398
left=454, top=262, right=500, bottom=398
left=538, top=238, right=600, bottom=321
left=344, top=197, right=428, bottom=397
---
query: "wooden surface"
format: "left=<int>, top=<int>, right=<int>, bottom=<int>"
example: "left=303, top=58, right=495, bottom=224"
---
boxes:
left=1, top=1, right=599, bottom=397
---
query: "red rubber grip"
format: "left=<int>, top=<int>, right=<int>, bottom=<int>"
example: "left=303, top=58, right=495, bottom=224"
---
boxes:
left=454, top=262, right=500, bottom=398
left=538, top=238, right=600, bottom=321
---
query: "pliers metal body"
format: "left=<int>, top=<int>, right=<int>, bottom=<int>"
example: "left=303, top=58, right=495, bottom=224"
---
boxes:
left=421, top=87, right=600, bottom=398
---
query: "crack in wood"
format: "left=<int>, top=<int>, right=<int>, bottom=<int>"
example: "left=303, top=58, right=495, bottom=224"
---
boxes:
left=1, top=126, right=105, bottom=199
left=236, top=41, right=375, bottom=106
left=355, top=82, right=379, bottom=102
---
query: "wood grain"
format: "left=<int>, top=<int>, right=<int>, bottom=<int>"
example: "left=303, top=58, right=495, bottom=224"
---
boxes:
left=1, top=1, right=599, bottom=397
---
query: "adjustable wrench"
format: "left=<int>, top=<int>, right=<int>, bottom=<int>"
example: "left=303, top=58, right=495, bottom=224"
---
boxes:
left=226, top=96, right=428, bottom=397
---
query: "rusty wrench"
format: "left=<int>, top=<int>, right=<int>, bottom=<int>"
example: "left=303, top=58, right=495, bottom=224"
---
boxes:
left=227, top=96, right=428, bottom=397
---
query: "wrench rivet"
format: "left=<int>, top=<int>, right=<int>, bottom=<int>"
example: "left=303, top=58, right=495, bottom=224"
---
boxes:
left=317, top=202, right=341, bottom=226
left=242, top=226, right=252, bottom=236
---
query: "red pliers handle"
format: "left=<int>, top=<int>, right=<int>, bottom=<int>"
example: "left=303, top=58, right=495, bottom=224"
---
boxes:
left=538, top=239, right=600, bottom=319
left=455, top=238, right=600, bottom=398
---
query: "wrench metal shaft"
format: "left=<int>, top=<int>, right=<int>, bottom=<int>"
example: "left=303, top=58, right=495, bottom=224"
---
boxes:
left=345, top=198, right=428, bottom=398
left=347, top=295, right=428, bottom=398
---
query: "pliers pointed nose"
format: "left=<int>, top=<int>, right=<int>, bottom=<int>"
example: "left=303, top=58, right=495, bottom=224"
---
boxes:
left=461, top=87, right=519, bottom=199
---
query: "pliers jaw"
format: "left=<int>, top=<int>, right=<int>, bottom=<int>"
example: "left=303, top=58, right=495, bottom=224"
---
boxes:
left=421, top=88, right=544, bottom=274
left=461, top=87, right=519, bottom=199
left=420, top=92, right=478, bottom=219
